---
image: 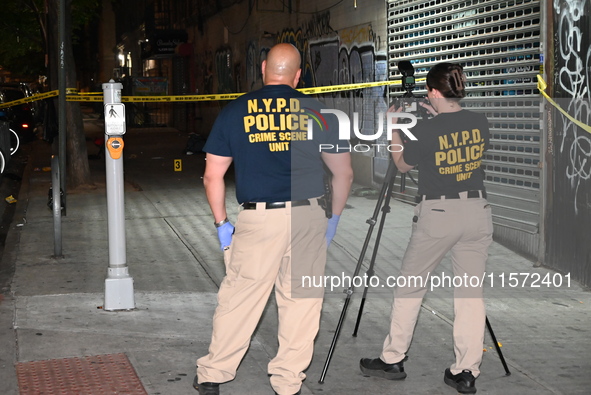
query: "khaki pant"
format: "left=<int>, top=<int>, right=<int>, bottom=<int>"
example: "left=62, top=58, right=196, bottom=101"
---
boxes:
left=197, top=200, right=327, bottom=395
left=380, top=196, right=493, bottom=377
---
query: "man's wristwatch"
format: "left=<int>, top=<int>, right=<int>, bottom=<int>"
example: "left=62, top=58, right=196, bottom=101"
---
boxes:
left=214, top=218, right=230, bottom=228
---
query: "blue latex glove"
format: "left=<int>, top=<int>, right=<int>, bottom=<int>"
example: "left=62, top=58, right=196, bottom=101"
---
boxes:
left=217, top=221, right=235, bottom=251
left=326, top=214, right=341, bottom=247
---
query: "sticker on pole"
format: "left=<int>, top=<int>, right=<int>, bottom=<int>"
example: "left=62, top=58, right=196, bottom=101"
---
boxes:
left=104, top=103, right=126, bottom=135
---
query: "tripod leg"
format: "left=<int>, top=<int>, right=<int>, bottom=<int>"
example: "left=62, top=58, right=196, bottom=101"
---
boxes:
left=318, top=160, right=397, bottom=384
left=318, top=296, right=352, bottom=384
left=352, top=286, right=369, bottom=337
left=353, top=163, right=397, bottom=336
left=485, top=316, right=511, bottom=376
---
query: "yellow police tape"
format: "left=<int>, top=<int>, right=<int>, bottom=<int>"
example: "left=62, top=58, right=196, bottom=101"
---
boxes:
left=3, top=75, right=589, bottom=136
left=0, top=79, right=407, bottom=109
left=0, top=90, right=58, bottom=109
left=537, top=75, right=591, bottom=134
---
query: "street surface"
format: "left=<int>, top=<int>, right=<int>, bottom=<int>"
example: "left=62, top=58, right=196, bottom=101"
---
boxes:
left=0, top=111, right=589, bottom=394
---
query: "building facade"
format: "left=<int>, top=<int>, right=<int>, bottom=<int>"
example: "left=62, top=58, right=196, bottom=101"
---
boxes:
left=105, top=0, right=591, bottom=287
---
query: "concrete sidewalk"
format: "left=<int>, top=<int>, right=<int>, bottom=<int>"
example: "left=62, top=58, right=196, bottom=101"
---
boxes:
left=0, top=123, right=589, bottom=394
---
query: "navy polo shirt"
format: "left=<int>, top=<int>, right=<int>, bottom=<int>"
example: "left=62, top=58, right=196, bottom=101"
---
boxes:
left=204, top=84, right=345, bottom=204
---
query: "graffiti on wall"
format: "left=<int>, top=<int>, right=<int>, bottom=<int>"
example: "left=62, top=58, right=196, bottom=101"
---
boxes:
left=554, top=0, right=591, bottom=213
left=215, top=47, right=234, bottom=94
left=244, top=13, right=388, bottom=156
left=197, top=48, right=214, bottom=94
left=240, top=12, right=392, bottom=184
left=305, top=23, right=388, bottom=158
left=246, top=14, right=386, bottom=89
left=246, top=38, right=274, bottom=91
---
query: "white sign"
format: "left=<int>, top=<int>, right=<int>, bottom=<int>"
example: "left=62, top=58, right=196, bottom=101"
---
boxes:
left=104, top=103, right=126, bottom=135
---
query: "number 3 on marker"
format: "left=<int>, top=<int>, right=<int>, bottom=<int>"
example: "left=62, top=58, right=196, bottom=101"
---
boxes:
left=174, top=159, right=182, bottom=171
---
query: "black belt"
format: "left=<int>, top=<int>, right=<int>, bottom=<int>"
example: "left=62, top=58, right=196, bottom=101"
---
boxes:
left=416, top=190, right=486, bottom=203
left=242, top=199, right=316, bottom=210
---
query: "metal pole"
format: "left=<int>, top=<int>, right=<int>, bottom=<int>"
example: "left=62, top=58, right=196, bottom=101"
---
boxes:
left=102, top=80, right=135, bottom=311
left=58, top=0, right=66, bottom=213
left=51, top=155, right=62, bottom=257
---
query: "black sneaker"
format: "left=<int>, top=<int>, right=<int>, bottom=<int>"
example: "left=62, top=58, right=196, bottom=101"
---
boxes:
left=273, top=390, right=301, bottom=395
left=359, top=357, right=407, bottom=380
left=192, top=376, right=220, bottom=395
left=444, top=368, right=477, bottom=394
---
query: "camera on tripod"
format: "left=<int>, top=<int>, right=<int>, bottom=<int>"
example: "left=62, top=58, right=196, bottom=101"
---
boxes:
left=399, top=61, right=416, bottom=93
left=395, top=60, right=419, bottom=112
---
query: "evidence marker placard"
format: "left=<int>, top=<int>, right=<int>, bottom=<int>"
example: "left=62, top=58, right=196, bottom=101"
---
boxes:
left=174, top=159, right=182, bottom=172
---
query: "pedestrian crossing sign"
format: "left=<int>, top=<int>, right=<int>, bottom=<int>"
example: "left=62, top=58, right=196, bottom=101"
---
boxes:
left=104, top=103, right=126, bottom=135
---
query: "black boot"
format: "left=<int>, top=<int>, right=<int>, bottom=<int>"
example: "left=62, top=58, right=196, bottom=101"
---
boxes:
left=359, top=357, right=407, bottom=380
left=192, top=375, right=220, bottom=395
left=444, top=368, right=477, bottom=394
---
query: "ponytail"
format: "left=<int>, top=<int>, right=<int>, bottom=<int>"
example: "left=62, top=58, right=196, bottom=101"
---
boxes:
left=426, top=63, right=466, bottom=100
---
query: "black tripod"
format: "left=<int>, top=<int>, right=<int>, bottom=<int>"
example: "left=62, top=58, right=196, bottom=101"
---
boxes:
left=318, top=158, right=510, bottom=384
